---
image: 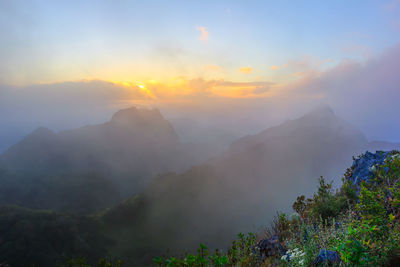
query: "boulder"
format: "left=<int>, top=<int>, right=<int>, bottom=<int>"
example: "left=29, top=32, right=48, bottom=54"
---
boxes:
left=348, top=151, right=391, bottom=189
left=255, top=235, right=286, bottom=257
left=314, top=249, right=340, bottom=266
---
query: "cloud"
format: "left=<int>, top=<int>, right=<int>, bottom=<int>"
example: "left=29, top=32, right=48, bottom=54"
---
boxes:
left=281, top=43, right=400, bottom=141
left=0, top=80, right=150, bottom=151
left=270, top=65, right=279, bottom=70
left=196, top=26, right=209, bottom=41
left=292, top=71, right=305, bottom=77
left=204, top=80, right=274, bottom=97
left=3, top=43, right=400, bottom=152
left=117, top=77, right=276, bottom=100
left=238, top=67, right=253, bottom=74
left=204, top=65, right=222, bottom=72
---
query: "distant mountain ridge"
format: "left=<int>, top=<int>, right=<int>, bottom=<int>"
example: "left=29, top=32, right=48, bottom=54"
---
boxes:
left=0, top=106, right=399, bottom=265
left=99, top=106, right=400, bottom=265
left=0, top=107, right=209, bottom=213
left=227, top=106, right=367, bottom=154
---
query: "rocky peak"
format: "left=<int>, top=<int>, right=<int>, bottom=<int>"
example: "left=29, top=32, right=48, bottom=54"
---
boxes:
left=31, top=126, right=55, bottom=135
left=302, top=105, right=336, bottom=120
left=109, top=106, right=179, bottom=142
left=111, top=107, right=163, bottom=127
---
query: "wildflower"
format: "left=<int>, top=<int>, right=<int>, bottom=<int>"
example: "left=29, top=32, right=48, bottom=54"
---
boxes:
left=369, top=165, right=377, bottom=173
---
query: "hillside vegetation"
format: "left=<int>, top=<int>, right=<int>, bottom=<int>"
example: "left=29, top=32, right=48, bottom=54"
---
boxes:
left=1, top=150, right=399, bottom=266
left=0, top=107, right=212, bottom=213
left=1, top=107, right=399, bottom=266
left=153, top=151, right=400, bottom=266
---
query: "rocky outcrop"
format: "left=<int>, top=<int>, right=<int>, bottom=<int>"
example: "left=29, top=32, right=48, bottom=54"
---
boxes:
left=314, top=249, right=341, bottom=266
left=347, top=150, right=398, bottom=191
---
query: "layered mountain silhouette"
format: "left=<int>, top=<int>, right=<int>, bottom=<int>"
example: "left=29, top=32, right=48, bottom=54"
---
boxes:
left=0, top=107, right=208, bottom=213
left=1, top=106, right=399, bottom=265
left=100, top=106, right=400, bottom=265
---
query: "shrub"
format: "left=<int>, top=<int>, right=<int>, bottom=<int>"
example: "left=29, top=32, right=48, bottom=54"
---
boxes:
left=154, top=233, right=257, bottom=267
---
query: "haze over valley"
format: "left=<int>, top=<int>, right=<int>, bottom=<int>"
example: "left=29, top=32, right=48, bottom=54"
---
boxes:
left=1, top=0, right=400, bottom=266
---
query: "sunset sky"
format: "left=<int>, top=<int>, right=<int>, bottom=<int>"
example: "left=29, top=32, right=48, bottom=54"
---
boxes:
left=1, top=0, right=400, bottom=147
left=2, top=1, right=400, bottom=94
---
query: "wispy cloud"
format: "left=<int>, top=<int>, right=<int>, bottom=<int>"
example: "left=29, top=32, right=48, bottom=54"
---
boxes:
left=196, top=26, right=209, bottom=41
left=279, top=43, right=400, bottom=141
left=204, top=65, right=222, bottom=72
left=270, top=65, right=279, bottom=70
left=293, top=72, right=305, bottom=77
left=238, top=67, right=253, bottom=74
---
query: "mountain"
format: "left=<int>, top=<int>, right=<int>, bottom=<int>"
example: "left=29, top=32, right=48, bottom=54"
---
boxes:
left=0, top=106, right=399, bottom=266
left=0, top=107, right=208, bottom=213
left=100, top=107, right=400, bottom=265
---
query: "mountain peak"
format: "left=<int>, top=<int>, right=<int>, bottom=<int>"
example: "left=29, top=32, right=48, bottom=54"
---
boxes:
left=110, top=107, right=163, bottom=127
left=305, top=105, right=335, bottom=118
left=30, top=127, right=55, bottom=137
left=109, top=107, right=179, bottom=142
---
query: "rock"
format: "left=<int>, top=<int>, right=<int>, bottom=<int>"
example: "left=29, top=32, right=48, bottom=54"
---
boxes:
left=348, top=151, right=391, bottom=190
left=314, top=249, right=340, bottom=266
left=255, top=235, right=286, bottom=257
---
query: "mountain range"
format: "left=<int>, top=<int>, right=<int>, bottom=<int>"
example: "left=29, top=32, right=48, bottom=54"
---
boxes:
left=99, top=106, right=400, bottom=265
left=0, top=106, right=399, bottom=265
left=0, top=107, right=211, bottom=213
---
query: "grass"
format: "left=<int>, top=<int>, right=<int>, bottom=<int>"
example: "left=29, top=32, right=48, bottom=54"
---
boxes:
left=156, top=151, right=400, bottom=266
left=66, top=151, right=400, bottom=266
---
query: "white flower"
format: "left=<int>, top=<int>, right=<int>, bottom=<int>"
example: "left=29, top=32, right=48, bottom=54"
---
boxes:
left=391, top=154, right=400, bottom=161
left=369, top=165, right=376, bottom=172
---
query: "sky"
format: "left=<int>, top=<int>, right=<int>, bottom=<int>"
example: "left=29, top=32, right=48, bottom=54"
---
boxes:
left=1, top=0, right=399, bottom=87
left=1, top=0, right=400, bottom=150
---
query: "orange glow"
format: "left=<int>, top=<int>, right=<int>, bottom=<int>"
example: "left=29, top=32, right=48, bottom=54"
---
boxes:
left=110, top=78, right=278, bottom=99
left=238, top=67, right=253, bottom=74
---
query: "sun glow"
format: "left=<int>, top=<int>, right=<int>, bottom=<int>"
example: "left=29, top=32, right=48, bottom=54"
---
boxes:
left=103, top=77, right=279, bottom=100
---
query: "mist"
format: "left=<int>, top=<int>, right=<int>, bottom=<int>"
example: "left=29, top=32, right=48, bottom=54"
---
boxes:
left=1, top=0, right=400, bottom=265
left=2, top=43, right=400, bottom=153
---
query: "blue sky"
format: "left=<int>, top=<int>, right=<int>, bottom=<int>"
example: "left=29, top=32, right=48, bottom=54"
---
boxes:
left=1, top=0, right=399, bottom=86
left=1, top=0, right=400, bottom=146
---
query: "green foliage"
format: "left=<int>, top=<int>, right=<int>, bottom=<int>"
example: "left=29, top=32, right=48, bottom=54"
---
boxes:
left=291, top=175, right=358, bottom=224
left=336, top=153, right=400, bottom=266
left=153, top=153, right=400, bottom=266
left=309, top=177, right=349, bottom=221
left=0, top=206, right=110, bottom=266
left=292, top=195, right=308, bottom=218
left=154, top=233, right=257, bottom=267
left=228, top=233, right=258, bottom=266
left=257, top=152, right=400, bottom=267
left=6, top=151, right=399, bottom=266
left=284, top=152, right=400, bottom=266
